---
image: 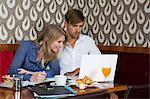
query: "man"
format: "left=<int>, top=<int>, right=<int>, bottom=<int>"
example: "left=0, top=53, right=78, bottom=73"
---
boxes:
left=59, top=9, right=101, bottom=76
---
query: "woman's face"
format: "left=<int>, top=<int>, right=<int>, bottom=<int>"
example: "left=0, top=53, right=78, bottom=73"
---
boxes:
left=50, top=35, right=65, bottom=53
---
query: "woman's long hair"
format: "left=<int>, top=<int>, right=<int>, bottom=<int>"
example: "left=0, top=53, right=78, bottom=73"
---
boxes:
left=36, top=24, right=67, bottom=65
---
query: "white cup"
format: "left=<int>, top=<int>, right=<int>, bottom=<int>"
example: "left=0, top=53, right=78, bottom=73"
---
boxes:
left=54, top=75, right=67, bottom=86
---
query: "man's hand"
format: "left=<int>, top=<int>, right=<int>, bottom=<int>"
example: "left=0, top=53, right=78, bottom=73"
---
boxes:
left=65, top=68, right=80, bottom=76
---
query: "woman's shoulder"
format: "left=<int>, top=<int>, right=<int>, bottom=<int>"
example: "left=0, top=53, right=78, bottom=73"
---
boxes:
left=20, top=40, right=35, bottom=46
left=19, top=40, right=36, bottom=48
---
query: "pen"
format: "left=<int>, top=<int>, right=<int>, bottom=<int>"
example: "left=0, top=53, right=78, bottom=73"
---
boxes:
left=36, top=61, right=43, bottom=72
left=64, top=86, right=77, bottom=94
left=37, top=67, right=43, bottom=72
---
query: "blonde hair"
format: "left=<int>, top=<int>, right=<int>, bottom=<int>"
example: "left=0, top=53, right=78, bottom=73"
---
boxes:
left=37, top=24, right=67, bottom=65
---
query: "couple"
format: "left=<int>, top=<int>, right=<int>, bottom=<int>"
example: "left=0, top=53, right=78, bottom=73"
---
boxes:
left=8, top=9, right=101, bottom=83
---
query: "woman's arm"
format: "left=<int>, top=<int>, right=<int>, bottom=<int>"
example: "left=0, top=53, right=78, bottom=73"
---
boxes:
left=8, top=41, right=34, bottom=81
left=18, top=68, right=34, bottom=74
left=8, top=41, right=29, bottom=75
left=18, top=68, right=46, bottom=83
left=45, top=60, right=60, bottom=78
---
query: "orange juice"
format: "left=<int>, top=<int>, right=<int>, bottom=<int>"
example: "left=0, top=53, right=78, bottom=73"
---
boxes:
left=102, top=67, right=111, bottom=77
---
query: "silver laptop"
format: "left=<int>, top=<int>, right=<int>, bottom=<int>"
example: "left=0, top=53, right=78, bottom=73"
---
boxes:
left=79, top=54, right=118, bottom=82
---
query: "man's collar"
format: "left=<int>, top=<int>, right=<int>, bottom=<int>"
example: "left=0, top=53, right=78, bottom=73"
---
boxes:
left=66, top=34, right=84, bottom=45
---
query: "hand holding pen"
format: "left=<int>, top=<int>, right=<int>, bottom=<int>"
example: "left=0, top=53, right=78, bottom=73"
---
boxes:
left=18, top=68, right=47, bottom=83
left=30, top=71, right=46, bottom=83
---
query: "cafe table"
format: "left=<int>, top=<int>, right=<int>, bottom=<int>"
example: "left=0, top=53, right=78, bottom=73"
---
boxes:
left=0, top=82, right=128, bottom=99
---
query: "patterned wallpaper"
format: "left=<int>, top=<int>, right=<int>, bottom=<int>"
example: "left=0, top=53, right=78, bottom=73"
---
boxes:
left=0, top=0, right=150, bottom=48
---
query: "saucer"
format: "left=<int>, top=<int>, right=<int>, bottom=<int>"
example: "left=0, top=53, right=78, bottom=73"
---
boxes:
left=45, top=77, right=55, bottom=82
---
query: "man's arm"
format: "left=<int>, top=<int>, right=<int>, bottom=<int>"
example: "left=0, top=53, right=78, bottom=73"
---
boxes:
left=64, top=68, right=80, bottom=76
left=88, top=37, right=101, bottom=54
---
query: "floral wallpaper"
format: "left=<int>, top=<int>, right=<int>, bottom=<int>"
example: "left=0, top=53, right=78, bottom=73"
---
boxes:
left=0, top=0, right=150, bottom=48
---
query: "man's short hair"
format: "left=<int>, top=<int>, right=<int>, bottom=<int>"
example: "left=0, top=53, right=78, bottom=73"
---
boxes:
left=65, top=9, right=85, bottom=25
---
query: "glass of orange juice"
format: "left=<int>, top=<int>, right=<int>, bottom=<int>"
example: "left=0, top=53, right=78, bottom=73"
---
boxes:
left=102, top=67, right=111, bottom=83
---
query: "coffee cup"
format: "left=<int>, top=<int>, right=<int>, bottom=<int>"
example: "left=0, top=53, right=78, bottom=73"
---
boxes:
left=54, top=75, right=67, bottom=86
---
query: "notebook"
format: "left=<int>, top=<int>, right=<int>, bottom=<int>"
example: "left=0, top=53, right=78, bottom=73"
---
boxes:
left=79, top=54, right=118, bottom=82
left=29, top=82, right=76, bottom=98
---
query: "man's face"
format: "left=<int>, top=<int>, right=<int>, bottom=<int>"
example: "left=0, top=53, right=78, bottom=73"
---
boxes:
left=66, top=21, right=84, bottom=38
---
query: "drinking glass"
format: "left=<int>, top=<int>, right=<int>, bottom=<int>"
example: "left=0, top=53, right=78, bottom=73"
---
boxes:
left=102, top=67, right=111, bottom=83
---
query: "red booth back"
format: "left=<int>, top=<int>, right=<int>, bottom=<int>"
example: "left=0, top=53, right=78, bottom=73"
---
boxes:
left=0, top=44, right=19, bottom=82
left=0, top=51, right=14, bottom=74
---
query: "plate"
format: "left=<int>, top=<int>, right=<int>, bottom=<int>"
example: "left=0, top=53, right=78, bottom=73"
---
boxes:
left=0, top=82, right=14, bottom=88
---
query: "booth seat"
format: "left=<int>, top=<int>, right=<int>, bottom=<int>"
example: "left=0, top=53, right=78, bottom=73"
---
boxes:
left=115, top=52, right=149, bottom=85
left=0, top=44, right=19, bottom=82
left=0, top=44, right=149, bottom=98
left=0, top=44, right=149, bottom=85
left=97, top=45, right=149, bottom=98
left=97, top=45, right=149, bottom=85
left=0, top=51, right=14, bottom=75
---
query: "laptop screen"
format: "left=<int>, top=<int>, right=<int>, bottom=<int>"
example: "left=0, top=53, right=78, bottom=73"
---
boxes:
left=79, top=54, right=118, bottom=82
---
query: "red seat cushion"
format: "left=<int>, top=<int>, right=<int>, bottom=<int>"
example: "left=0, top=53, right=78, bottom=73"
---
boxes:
left=0, top=51, right=15, bottom=82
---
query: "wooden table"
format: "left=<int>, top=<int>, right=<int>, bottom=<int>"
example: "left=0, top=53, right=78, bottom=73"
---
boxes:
left=0, top=87, right=34, bottom=99
left=0, top=84, right=128, bottom=99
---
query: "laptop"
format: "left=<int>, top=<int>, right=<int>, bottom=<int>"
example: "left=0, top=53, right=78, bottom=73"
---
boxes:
left=79, top=54, right=118, bottom=82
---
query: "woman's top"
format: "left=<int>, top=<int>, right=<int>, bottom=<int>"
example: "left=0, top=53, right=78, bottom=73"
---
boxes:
left=8, top=40, right=60, bottom=81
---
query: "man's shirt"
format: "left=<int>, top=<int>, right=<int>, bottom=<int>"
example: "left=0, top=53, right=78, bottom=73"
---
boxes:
left=59, top=34, right=101, bottom=75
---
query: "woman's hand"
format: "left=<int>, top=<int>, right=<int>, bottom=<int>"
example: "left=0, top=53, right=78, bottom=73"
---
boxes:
left=30, top=71, right=46, bottom=83
left=65, top=68, right=80, bottom=76
left=18, top=68, right=33, bottom=74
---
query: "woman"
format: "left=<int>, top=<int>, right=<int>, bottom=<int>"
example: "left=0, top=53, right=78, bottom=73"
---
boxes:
left=8, top=24, right=67, bottom=83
